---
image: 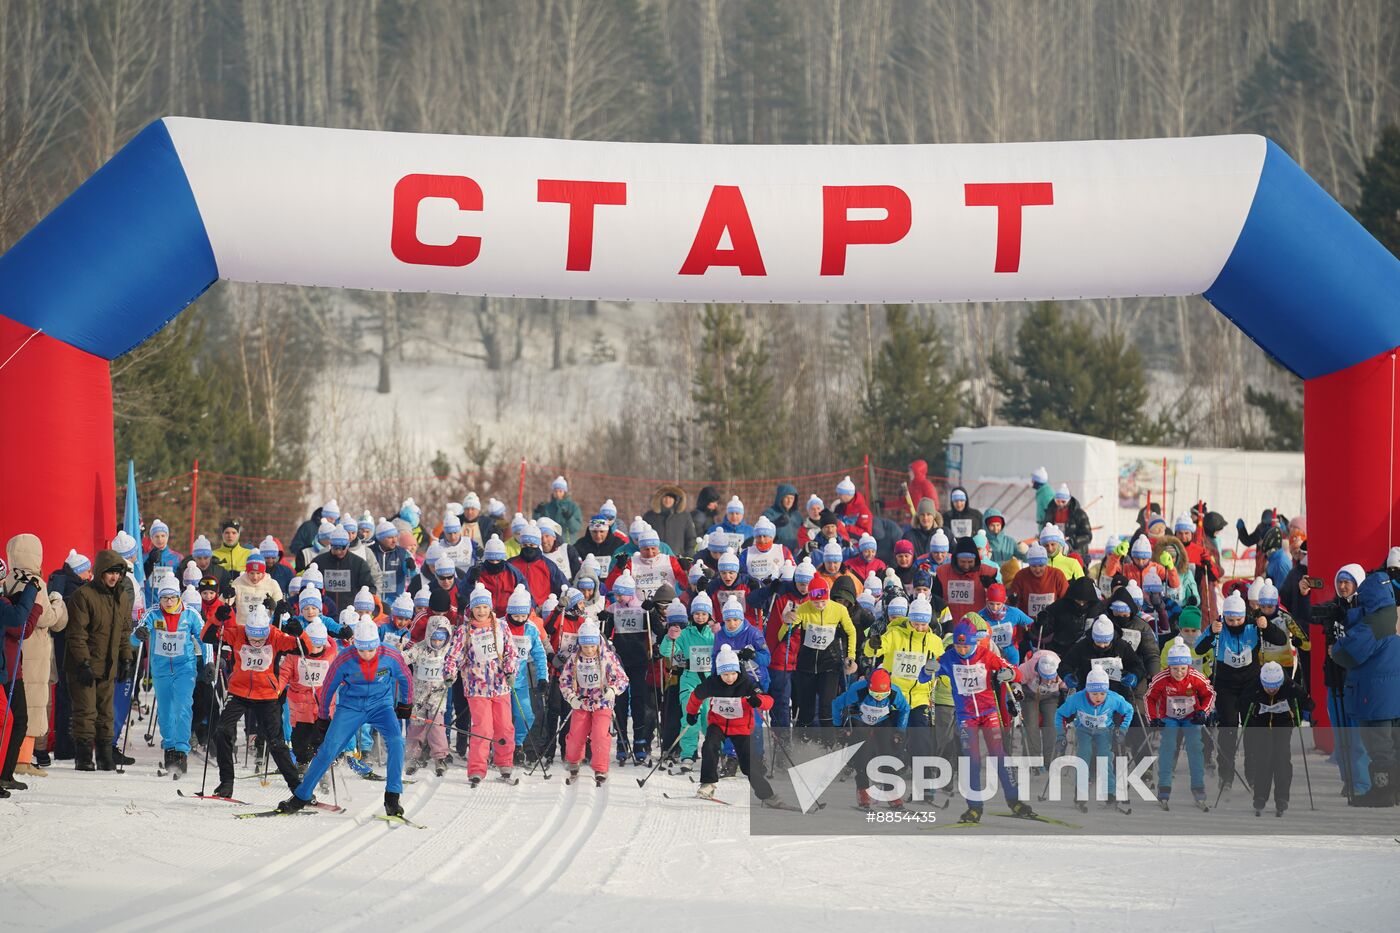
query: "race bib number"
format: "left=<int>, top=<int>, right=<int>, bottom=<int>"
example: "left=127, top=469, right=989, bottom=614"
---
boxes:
left=559, top=631, right=578, bottom=652
left=613, top=607, right=646, bottom=634
left=323, top=569, right=351, bottom=594
left=633, top=568, right=664, bottom=596
left=239, top=644, right=273, bottom=672
left=241, top=592, right=264, bottom=613
left=592, top=555, right=611, bottom=578
left=416, top=657, right=444, bottom=683
left=892, top=650, right=924, bottom=680
left=1027, top=592, right=1055, bottom=617
left=1222, top=644, right=1252, bottom=668
left=298, top=658, right=330, bottom=687
left=859, top=701, right=890, bottom=725
left=689, top=645, right=712, bottom=673
left=946, top=579, right=975, bottom=605
left=950, top=518, right=972, bottom=539
left=576, top=658, right=602, bottom=690
left=1076, top=710, right=1109, bottom=731
left=711, top=696, right=745, bottom=719
left=952, top=663, right=987, bottom=694
left=725, top=532, right=745, bottom=552
left=803, top=624, right=836, bottom=650
left=1119, top=627, right=1142, bottom=650
left=1090, top=657, right=1124, bottom=681
left=381, top=570, right=397, bottom=594
left=471, top=629, right=500, bottom=661
left=1166, top=695, right=1196, bottom=718
left=511, top=634, right=533, bottom=660
left=989, top=622, right=1013, bottom=649
left=154, top=629, right=187, bottom=658
left=1258, top=699, right=1290, bottom=715
left=745, top=549, right=780, bottom=581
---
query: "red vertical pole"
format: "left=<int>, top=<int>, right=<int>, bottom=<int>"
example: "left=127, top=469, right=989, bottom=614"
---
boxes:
left=517, top=458, right=527, bottom=515
left=1161, top=457, right=1168, bottom=520
left=189, top=459, right=199, bottom=553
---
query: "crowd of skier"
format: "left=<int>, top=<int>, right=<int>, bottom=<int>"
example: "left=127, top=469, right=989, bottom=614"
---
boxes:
left=2, top=464, right=1398, bottom=825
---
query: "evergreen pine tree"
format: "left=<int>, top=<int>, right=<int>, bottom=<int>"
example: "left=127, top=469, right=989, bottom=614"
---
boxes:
left=1355, top=124, right=1400, bottom=258
left=692, top=305, right=783, bottom=478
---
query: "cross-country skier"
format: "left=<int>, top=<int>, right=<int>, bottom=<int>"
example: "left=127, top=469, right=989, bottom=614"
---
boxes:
left=919, top=619, right=1036, bottom=823
left=558, top=619, right=629, bottom=785
left=1145, top=636, right=1215, bottom=810
left=130, top=580, right=203, bottom=777
left=278, top=620, right=412, bottom=817
left=830, top=668, right=910, bottom=809
left=1054, top=667, right=1135, bottom=809
left=402, top=616, right=455, bottom=776
left=445, top=583, right=519, bottom=786
left=686, top=645, right=779, bottom=805
left=278, top=619, right=337, bottom=782
left=503, top=585, right=549, bottom=760
left=661, top=591, right=715, bottom=773
left=1242, top=660, right=1312, bottom=816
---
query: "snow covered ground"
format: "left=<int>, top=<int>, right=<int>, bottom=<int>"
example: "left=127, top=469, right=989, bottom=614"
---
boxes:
left=2, top=737, right=1395, bottom=931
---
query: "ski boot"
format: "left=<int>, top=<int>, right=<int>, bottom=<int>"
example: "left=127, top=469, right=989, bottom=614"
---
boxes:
left=406, top=757, right=421, bottom=776
left=956, top=807, right=982, bottom=824
left=384, top=791, right=403, bottom=818
left=434, top=757, right=449, bottom=777
left=696, top=783, right=717, bottom=799
left=173, top=751, right=188, bottom=779
left=1157, top=789, right=1170, bottom=811
left=346, top=753, right=375, bottom=779
left=566, top=766, right=581, bottom=785
left=277, top=794, right=309, bottom=814
left=633, top=748, right=650, bottom=767
left=721, top=755, right=739, bottom=778
left=212, top=780, right=235, bottom=799
left=595, top=774, right=607, bottom=787
left=1008, top=800, right=1038, bottom=820
left=1276, top=801, right=1288, bottom=817
left=1101, top=794, right=1117, bottom=809
left=674, top=756, right=696, bottom=775
left=1192, top=789, right=1210, bottom=812
left=468, top=775, right=482, bottom=788
left=615, top=742, right=628, bottom=767
left=112, top=745, right=135, bottom=767
left=856, top=788, right=873, bottom=810
left=1075, top=799, right=1089, bottom=813
left=1254, top=803, right=1265, bottom=817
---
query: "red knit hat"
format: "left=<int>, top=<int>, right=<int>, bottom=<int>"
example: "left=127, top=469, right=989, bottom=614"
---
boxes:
left=986, top=583, right=1007, bottom=603
left=807, top=584, right=829, bottom=601
left=894, top=540, right=914, bottom=555
left=868, top=669, right=892, bottom=694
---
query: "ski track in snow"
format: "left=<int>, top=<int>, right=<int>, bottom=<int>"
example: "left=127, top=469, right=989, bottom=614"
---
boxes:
left=3, top=740, right=1398, bottom=931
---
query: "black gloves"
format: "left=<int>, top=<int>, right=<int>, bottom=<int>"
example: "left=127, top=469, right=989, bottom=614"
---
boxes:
left=395, top=703, right=412, bottom=720
left=641, top=599, right=656, bottom=612
left=746, top=692, right=763, bottom=708
left=738, top=646, right=756, bottom=662
left=215, top=605, right=232, bottom=622
left=686, top=712, right=699, bottom=726
left=76, top=662, right=95, bottom=686
left=281, top=618, right=303, bottom=638
left=1188, top=711, right=1207, bottom=726
left=262, top=595, right=276, bottom=611
left=134, top=626, right=150, bottom=643
left=117, top=659, right=136, bottom=682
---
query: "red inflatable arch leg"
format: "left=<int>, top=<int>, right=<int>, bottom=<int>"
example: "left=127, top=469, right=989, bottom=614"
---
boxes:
left=0, top=315, right=115, bottom=574
left=1303, top=345, right=1400, bottom=749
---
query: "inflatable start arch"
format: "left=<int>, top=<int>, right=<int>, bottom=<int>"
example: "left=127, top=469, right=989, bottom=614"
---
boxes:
left=2, top=118, right=1398, bottom=615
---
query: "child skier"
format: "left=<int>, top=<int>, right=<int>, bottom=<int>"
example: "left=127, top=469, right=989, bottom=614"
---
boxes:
left=830, top=668, right=910, bottom=808
left=402, top=616, right=455, bottom=776
left=130, top=581, right=204, bottom=778
left=503, top=585, right=549, bottom=761
left=278, top=621, right=413, bottom=817
left=208, top=606, right=302, bottom=799
left=1242, top=660, right=1312, bottom=816
left=1145, top=637, right=1216, bottom=810
left=662, top=591, right=715, bottom=773
left=278, top=619, right=336, bottom=782
left=685, top=645, right=780, bottom=805
left=1054, top=667, right=1135, bottom=810
left=919, top=619, right=1036, bottom=823
left=1015, top=649, right=1064, bottom=767
left=558, top=620, right=629, bottom=785
left=445, top=583, right=519, bottom=786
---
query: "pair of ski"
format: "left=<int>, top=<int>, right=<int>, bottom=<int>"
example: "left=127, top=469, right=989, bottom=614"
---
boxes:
left=1074, top=800, right=1135, bottom=815
left=660, top=792, right=810, bottom=812
left=932, top=811, right=1082, bottom=830
left=565, top=773, right=607, bottom=787
left=180, top=788, right=347, bottom=817
left=468, top=774, right=520, bottom=787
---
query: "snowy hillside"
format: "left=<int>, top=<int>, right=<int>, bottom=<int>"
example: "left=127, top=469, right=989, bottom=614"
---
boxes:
left=3, top=740, right=1395, bottom=931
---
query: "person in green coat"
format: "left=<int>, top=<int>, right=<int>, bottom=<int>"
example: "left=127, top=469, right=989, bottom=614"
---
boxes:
left=660, top=591, right=715, bottom=772
left=533, top=475, right=584, bottom=541
left=983, top=509, right=1019, bottom=564
left=1032, top=467, right=1055, bottom=526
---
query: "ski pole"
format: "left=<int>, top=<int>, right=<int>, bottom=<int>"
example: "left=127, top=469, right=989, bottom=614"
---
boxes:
left=1297, top=710, right=1315, bottom=811
left=408, top=714, right=508, bottom=745
left=144, top=691, right=160, bottom=746
left=509, top=688, right=551, bottom=779
left=636, top=719, right=698, bottom=789
left=196, top=632, right=227, bottom=796
left=116, top=638, right=146, bottom=774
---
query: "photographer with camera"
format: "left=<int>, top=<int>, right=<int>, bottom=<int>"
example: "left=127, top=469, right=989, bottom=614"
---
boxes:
left=1328, top=568, right=1400, bottom=807
left=1306, top=563, right=1371, bottom=801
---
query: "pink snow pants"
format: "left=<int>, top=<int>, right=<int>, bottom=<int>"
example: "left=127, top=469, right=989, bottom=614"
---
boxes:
left=565, top=708, right=612, bottom=774
left=467, top=694, right=514, bottom=777
left=407, top=709, right=449, bottom=759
